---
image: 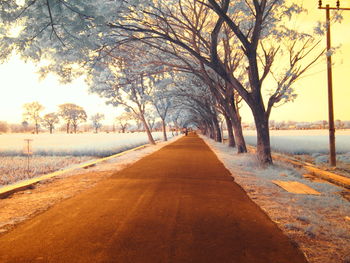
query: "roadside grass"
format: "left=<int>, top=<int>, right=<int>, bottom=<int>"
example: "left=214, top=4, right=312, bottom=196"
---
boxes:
left=0, top=132, right=172, bottom=186
left=0, top=156, right=92, bottom=185
left=239, top=130, right=350, bottom=170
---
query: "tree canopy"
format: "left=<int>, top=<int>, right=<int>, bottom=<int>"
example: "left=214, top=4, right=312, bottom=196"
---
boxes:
left=1, top=0, right=329, bottom=165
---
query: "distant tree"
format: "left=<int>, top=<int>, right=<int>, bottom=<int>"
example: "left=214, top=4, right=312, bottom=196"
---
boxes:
left=91, top=113, right=105, bottom=133
left=152, top=81, right=172, bottom=141
left=21, top=121, right=30, bottom=132
left=81, top=124, right=92, bottom=133
left=22, top=102, right=44, bottom=134
left=42, top=113, right=59, bottom=134
left=146, top=109, right=157, bottom=132
left=0, top=121, right=9, bottom=133
left=116, top=112, right=132, bottom=133
left=322, top=120, right=328, bottom=129
left=58, top=103, right=87, bottom=133
left=335, top=119, right=344, bottom=129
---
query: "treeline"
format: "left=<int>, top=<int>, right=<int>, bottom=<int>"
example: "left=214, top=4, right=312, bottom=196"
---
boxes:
left=0, top=102, right=101, bottom=134
left=0, top=101, right=185, bottom=135
left=243, top=120, right=350, bottom=130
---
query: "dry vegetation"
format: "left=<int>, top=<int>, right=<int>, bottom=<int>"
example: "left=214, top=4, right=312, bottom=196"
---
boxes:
left=0, top=156, right=93, bottom=185
left=0, top=132, right=168, bottom=186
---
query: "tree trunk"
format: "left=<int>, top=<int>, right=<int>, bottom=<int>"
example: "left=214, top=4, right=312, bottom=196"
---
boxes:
left=202, top=123, right=208, bottom=136
left=220, top=120, right=224, bottom=144
left=223, top=114, right=235, bottom=147
left=49, top=126, right=53, bottom=134
left=140, top=116, right=156, bottom=145
left=232, top=119, right=247, bottom=153
left=35, top=121, right=39, bottom=134
left=66, top=123, right=70, bottom=134
left=227, top=101, right=247, bottom=153
left=212, top=116, right=222, bottom=143
left=252, top=107, right=273, bottom=166
left=161, top=119, right=167, bottom=141
left=209, top=123, right=215, bottom=140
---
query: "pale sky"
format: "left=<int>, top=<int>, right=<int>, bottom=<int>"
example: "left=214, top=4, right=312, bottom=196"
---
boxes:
left=0, top=0, right=349, bottom=125
left=242, top=0, right=350, bottom=123
left=0, top=56, right=119, bottom=124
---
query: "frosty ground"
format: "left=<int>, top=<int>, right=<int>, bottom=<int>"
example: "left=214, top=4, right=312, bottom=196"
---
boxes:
left=243, top=129, right=350, bottom=171
left=0, top=132, right=172, bottom=185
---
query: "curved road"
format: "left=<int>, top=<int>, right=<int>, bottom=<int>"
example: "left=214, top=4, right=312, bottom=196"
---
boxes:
left=0, top=134, right=307, bottom=262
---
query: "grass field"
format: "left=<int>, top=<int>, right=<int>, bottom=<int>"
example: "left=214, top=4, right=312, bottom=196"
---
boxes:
left=0, top=132, right=170, bottom=156
left=243, top=129, right=350, bottom=155
left=0, top=132, right=172, bottom=186
left=241, top=129, right=350, bottom=166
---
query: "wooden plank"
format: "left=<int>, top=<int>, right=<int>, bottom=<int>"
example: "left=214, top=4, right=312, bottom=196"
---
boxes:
left=248, top=144, right=350, bottom=189
left=272, top=180, right=321, bottom=195
left=304, top=166, right=350, bottom=188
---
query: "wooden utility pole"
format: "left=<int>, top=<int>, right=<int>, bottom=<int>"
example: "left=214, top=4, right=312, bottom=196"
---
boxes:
left=318, top=0, right=350, bottom=166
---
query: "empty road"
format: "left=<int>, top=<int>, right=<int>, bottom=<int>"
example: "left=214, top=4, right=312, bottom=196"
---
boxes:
left=0, top=134, right=307, bottom=263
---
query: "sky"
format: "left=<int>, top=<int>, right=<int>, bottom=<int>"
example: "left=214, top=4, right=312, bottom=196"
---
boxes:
left=261, top=0, right=350, bottom=123
left=0, top=0, right=349, bottom=125
left=0, top=57, right=119, bottom=124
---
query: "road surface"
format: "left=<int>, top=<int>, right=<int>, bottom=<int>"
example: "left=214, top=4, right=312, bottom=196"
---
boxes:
left=0, top=134, right=307, bottom=262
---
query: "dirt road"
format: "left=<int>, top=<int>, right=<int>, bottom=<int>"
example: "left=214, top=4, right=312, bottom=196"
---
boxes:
left=0, top=134, right=308, bottom=263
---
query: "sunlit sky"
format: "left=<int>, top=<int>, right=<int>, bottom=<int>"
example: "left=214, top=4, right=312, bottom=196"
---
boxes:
left=0, top=0, right=349, bottom=125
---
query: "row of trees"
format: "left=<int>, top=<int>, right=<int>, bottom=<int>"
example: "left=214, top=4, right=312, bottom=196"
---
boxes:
left=22, top=102, right=100, bottom=134
left=269, top=120, right=350, bottom=130
left=1, top=1, right=335, bottom=165
left=20, top=101, right=183, bottom=136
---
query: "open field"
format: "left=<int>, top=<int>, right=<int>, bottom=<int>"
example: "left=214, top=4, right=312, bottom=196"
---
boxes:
left=0, top=132, right=172, bottom=186
left=241, top=129, right=350, bottom=168
left=243, top=129, right=350, bottom=155
left=0, top=132, right=171, bottom=156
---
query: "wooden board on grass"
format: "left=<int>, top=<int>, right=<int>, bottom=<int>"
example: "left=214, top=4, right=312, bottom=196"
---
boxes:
left=272, top=180, right=320, bottom=195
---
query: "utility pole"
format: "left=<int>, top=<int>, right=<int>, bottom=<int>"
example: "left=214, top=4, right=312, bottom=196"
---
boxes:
left=318, top=0, right=350, bottom=166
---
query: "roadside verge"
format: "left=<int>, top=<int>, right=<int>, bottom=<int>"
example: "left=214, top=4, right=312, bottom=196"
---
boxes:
left=247, top=146, right=350, bottom=189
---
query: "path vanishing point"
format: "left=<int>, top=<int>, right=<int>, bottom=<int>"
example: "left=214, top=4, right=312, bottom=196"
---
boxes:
left=0, top=134, right=308, bottom=263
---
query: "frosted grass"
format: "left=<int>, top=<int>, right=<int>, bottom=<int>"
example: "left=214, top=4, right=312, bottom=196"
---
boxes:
left=0, top=132, right=171, bottom=157
left=0, top=156, right=92, bottom=185
left=0, top=132, right=175, bottom=186
left=242, top=130, right=350, bottom=155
